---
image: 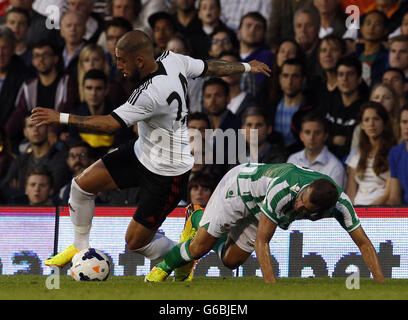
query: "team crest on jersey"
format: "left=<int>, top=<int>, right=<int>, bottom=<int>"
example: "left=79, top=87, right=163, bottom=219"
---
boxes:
left=290, top=183, right=300, bottom=193
left=225, top=189, right=235, bottom=199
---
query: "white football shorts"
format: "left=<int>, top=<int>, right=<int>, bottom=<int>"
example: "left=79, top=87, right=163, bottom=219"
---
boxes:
left=199, top=164, right=259, bottom=253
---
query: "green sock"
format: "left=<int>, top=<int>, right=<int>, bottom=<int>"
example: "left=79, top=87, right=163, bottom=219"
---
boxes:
left=212, top=236, right=227, bottom=260
left=190, top=209, right=203, bottom=229
left=157, top=239, right=194, bottom=274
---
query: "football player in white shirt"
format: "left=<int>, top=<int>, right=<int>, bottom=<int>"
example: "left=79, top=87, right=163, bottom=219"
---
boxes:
left=31, top=30, right=271, bottom=268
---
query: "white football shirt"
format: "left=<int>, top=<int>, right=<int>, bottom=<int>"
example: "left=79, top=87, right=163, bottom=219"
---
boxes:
left=112, top=51, right=207, bottom=176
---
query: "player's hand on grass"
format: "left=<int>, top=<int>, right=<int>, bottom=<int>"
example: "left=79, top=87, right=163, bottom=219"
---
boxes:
left=248, top=60, right=271, bottom=77
left=31, top=107, right=60, bottom=126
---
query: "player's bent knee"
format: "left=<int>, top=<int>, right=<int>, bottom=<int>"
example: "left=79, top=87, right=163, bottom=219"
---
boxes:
left=189, top=231, right=217, bottom=259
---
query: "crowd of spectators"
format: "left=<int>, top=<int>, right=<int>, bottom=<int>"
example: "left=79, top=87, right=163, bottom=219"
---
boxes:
left=0, top=0, right=407, bottom=207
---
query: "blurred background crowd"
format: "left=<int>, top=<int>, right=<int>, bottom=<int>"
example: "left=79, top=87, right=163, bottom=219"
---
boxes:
left=0, top=0, right=407, bottom=209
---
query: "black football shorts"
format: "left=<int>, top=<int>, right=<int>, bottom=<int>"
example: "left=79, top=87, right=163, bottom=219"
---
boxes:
left=102, top=139, right=190, bottom=230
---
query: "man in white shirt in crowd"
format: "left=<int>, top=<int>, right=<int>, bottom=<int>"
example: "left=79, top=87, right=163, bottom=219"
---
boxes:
left=287, top=112, right=346, bottom=188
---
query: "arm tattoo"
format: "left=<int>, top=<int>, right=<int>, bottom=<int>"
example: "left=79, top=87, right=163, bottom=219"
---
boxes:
left=205, top=59, right=245, bottom=77
left=69, top=115, right=119, bottom=134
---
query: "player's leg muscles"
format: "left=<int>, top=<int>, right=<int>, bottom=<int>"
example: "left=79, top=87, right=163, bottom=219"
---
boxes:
left=221, top=238, right=251, bottom=270
left=75, top=159, right=119, bottom=193
left=125, top=219, right=167, bottom=254
left=189, top=227, right=218, bottom=258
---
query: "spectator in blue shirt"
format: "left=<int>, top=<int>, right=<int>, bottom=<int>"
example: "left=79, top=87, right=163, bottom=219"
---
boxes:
left=388, top=106, right=408, bottom=204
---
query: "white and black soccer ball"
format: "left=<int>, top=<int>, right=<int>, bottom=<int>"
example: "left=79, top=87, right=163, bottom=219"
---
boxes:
left=71, top=248, right=110, bottom=281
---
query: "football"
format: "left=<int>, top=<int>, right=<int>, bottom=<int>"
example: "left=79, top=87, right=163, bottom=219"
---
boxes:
left=71, top=248, right=110, bottom=281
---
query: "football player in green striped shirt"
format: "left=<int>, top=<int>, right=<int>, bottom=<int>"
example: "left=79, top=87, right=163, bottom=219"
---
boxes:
left=146, top=163, right=385, bottom=283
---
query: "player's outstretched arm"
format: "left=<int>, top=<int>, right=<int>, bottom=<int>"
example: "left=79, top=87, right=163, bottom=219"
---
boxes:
left=350, top=226, right=385, bottom=283
left=31, top=107, right=121, bottom=134
left=205, top=59, right=271, bottom=78
left=254, top=213, right=278, bottom=283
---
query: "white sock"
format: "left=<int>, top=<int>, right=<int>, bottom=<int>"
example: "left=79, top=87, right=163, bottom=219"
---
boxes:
left=132, top=233, right=177, bottom=260
left=68, top=179, right=96, bottom=250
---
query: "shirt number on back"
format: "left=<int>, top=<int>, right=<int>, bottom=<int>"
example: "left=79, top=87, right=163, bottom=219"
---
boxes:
left=166, top=73, right=189, bottom=125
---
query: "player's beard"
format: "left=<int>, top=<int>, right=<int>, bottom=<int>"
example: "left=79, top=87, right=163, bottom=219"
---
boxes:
left=128, top=68, right=141, bottom=83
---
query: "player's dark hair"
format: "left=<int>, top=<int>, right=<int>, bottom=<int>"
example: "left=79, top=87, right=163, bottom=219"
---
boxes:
left=203, top=77, right=230, bottom=97
left=308, top=179, right=338, bottom=211
left=83, top=68, right=108, bottom=86
left=187, top=112, right=211, bottom=128
left=336, top=55, right=362, bottom=77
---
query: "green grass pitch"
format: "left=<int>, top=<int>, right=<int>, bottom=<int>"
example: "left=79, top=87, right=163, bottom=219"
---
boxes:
left=1, top=275, right=408, bottom=300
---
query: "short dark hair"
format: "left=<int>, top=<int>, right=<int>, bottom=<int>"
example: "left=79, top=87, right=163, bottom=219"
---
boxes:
left=83, top=69, right=108, bottom=86
left=336, top=55, right=362, bottom=77
left=241, top=106, right=270, bottom=125
left=219, top=50, right=241, bottom=62
left=25, top=166, right=53, bottom=187
left=239, top=11, right=267, bottom=32
left=300, top=112, right=328, bottom=133
left=187, top=112, right=211, bottom=128
left=148, top=11, right=176, bottom=31
left=280, top=58, right=307, bottom=77
left=361, top=10, right=388, bottom=30
left=308, top=179, right=339, bottom=211
left=105, top=17, right=133, bottom=33
left=32, top=40, right=58, bottom=55
left=320, top=34, right=346, bottom=55
left=383, top=67, right=406, bottom=82
left=5, top=7, right=31, bottom=25
left=67, top=140, right=95, bottom=160
left=400, top=104, right=408, bottom=117
left=187, top=172, right=217, bottom=202
left=203, top=77, right=230, bottom=97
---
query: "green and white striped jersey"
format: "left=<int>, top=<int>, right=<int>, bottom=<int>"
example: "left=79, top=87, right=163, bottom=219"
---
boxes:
left=236, top=163, right=360, bottom=232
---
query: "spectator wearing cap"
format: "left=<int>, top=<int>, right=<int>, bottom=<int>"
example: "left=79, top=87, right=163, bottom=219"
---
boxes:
left=148, top=11, right=177, bottom=58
